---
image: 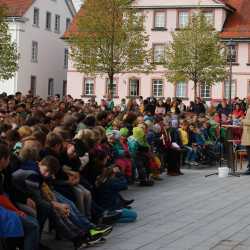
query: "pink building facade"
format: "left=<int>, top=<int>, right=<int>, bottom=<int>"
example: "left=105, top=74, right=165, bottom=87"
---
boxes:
left=66, top=0, right=250, bottom=103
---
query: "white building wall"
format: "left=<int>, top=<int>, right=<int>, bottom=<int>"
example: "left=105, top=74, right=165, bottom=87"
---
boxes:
left=0, top=21, right=19, bottom=94
left=0, top=0, right=74, bottom=97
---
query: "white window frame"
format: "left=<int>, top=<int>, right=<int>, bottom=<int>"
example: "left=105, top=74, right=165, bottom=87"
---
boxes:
left=200, top=84, right=211, bottom=99
left=178, top=11, right=189, bottom=29
left=84, top=78, right=95, bottom=96
left=48, top=78, right=54, bottom=96
left=31, top=41, right=38, bottom=63
left=176, top=81, right=188, bottom=98
left=153, top=44, right=165, bottom=63
left=46, top=12, right=52, bottom=30
left=152, top=79, right=164, bottom=97
left=55, top=15, right=61, bottom=33
left=129, top=79, right=140, bottom=97
left=30, top=76, right=37, bottom=96
left=203, top=11, right=214, bottom=26
left=154, top=12, right=166, bottom=29
left=224, top=80, right=237, bottom=99
left=33, top=8, right=39, bottom=27
left=64, top=48, right=69, bottom=69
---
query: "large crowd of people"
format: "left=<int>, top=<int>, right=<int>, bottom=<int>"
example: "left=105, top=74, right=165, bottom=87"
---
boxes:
left=0, top=91, right=249, bottom=250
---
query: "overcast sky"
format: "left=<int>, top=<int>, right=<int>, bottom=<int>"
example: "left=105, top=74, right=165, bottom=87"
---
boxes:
left=73, top=0, right=83, bottom=11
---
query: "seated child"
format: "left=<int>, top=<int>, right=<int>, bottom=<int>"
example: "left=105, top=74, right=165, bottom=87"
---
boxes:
left=12, top=154, right=112, bottom=249
left=95, top=165, right=137, bottom=223
left=106, top=130, right=132, bottom=180
left=179, top=121, right=198, bottom=166
left=128, top=127, right=154, bottom=186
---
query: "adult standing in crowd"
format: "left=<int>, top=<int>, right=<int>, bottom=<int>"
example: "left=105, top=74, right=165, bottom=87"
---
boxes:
left=217, top=99, right=231, bottom=116
left=194, top=98, right=206, bottom=115
left=241, top=97, right=250, bottom=175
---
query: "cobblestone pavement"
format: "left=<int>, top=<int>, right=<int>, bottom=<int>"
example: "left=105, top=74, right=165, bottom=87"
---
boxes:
left=43, top=167, right=250, bottom=250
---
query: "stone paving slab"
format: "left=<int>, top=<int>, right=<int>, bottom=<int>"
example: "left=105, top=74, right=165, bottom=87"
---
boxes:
left=44, top=167, right=250, bottom=250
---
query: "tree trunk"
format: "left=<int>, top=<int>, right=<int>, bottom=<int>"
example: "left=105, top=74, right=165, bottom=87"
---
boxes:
left=108, top=73, right=114, bottom=99
left=194, top=80, right=198, bottom=100
left=108, top=0, right=115, bottom=100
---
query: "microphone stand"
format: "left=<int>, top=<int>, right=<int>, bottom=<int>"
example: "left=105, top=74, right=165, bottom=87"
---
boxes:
left=205, top=112, right=240, bottom=178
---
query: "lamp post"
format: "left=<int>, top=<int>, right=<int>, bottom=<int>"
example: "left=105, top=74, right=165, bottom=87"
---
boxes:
left=226, top=39, right=236, bottom=107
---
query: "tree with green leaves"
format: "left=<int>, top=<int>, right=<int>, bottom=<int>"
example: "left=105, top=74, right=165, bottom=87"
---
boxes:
left=0, top=6, right=19, bottom=81
left=68, top=0, right=153, bottom=98
left=164, top=12, right=227, bottom=100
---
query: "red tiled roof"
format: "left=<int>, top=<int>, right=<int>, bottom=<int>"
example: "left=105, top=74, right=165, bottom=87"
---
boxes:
left=65, top=1, right=250, bottom=40
left=0, top=0, right=33, bottom=17
left=217, top=0, right=236, bottom=10
left=64, top=6, right=84, bottom=38
left=220, top=0, right=250, bottom=39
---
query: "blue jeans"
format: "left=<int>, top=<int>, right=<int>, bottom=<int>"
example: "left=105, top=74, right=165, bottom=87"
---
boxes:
left=117, top=208, right=137, bottom=223
left=54, top=191, right=94, bottom=231
left=35, top=200, right=51, bottom=235
left=20, top=216, right=39, bottom=250
left=184, top=146, right=197, bottom=162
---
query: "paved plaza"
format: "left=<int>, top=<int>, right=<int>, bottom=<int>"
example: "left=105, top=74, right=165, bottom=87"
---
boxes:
left=43, top=167, right=250, bottom=250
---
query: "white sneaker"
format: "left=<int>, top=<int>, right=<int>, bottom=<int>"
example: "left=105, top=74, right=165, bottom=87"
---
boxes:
left=190, top=161, right=199, bottom=166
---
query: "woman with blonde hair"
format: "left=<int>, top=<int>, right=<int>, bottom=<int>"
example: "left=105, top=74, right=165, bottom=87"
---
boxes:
left=75, top=129, right=96, bottom=149
left=18, top=126, right=32, bottom=140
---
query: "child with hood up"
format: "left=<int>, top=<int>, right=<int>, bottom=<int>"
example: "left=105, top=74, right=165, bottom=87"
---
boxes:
left=106, top=130, right=132, bottom=180
left=128, top=127, right=154, bottom=186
